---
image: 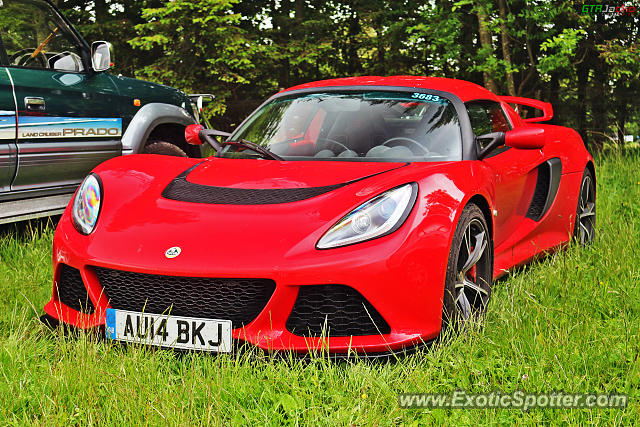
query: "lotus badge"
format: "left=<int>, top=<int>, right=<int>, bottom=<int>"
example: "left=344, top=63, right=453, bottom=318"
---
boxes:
left=165, top=246, right=181, bottom=259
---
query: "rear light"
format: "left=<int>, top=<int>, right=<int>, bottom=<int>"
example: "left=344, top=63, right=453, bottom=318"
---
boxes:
left=185, top=124, right=204, bottom=145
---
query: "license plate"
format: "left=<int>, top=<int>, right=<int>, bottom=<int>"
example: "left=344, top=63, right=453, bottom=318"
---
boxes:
left=105, top=308, right=232, bottom=353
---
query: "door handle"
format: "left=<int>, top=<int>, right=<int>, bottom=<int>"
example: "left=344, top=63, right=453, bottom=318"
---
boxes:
left=25, top=97, right=45, bottom=111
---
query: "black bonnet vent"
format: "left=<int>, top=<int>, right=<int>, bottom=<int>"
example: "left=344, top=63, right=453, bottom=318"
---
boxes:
left=161, top=162, right=408, bottom=205
left=163, top=178, right=346, bottom=205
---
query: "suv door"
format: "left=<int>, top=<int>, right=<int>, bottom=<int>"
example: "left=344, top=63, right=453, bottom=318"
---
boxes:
left=0, top=67, right=17, bottom=193
left=0, top=0, right=122, bottom=192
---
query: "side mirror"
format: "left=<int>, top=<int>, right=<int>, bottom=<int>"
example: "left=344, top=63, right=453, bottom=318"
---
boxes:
left=91, top=41, right=112, bottom=72
left=185, top=124, right=204, bottom=145
left=187, top=94, right=214, bottom=126
left=505, top=127, right=545, bottom=150
left=185, top=124, right=230, bottom=151
left=49, top=51, right=84, bottom=73
left=188, top=94, right=214, bottom=113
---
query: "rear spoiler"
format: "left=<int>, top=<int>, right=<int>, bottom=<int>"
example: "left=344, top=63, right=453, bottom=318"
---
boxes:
left=500, top=96, right=553, bottom=123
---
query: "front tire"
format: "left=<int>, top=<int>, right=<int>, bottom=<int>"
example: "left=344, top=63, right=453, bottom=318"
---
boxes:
left=442, top=204, right=493, bottom=330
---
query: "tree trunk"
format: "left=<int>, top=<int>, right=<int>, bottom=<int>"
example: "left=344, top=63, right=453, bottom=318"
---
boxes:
left=275, top=0, right=292, bottom=89
left=498, top=0, right=515, bottom=96
left=295, top=0, right=304, bottom=20
left=590, top=58, right=608, bottom=151
left=346, top=11, right=362, bottom=75
left=548, top=73, right=560, bottom=124
left=614, top=84, right=628, bottom=146
left=576, top=62, right=589, bottom=147
left=460, top=3, right=481, bottom=83
left=94, top=0, right=108, bottom=22
left=476, top=3, right=499, bottom=93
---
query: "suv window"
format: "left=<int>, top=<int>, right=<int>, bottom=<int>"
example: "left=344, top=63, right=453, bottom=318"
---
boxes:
left=466, top=101, right=511, bottom=151
left=0, top=0, right=84, bottom=72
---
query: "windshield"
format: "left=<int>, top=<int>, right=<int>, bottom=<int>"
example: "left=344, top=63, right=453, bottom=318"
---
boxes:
left=222, top=91, right=462, bottom=162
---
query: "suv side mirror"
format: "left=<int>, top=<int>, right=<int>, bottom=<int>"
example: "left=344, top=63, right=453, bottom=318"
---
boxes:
left=91, top=41, right=112, bottom=72
left=505, top=127, right=546, bottom=150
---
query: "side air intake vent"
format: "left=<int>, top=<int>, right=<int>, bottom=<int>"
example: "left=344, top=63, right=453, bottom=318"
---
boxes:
left=526, top=158, right=562, bottom=221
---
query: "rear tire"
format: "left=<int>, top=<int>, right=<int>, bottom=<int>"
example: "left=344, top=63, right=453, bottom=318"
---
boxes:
left=573, top=167, right=596, bottom=245
left=143, top=141, right=187, bottom=157
left=442, top=204, right=493, bottom=331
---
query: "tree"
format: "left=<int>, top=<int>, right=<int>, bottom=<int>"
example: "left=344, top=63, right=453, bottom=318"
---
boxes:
left=129, top=0, right=260, bottom=116
left=55, top=0, right=640, bottom=147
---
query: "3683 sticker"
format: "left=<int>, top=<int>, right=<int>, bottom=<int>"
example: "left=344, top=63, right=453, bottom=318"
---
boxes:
left=411, top=92, right=441, bottom=101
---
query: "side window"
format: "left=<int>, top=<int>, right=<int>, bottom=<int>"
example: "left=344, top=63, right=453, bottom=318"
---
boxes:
left=1, top=0, right=84, bottom=72
left=466, top=101, right=512, bottom=151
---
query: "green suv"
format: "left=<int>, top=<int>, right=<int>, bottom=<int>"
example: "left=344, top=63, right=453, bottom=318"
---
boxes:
left=0, top=0, right=204, bottom=224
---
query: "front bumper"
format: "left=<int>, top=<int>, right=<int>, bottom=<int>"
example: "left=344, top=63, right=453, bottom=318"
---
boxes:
left=44, top=209, right=451, bottom=354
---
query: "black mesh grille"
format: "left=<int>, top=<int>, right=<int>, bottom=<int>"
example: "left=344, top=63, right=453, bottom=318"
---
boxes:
left=161, top=163, right=408, bottom=205
left=94, top=267, right=275, bottom=329
left=163, top=177, right=345, bottom=205
left=57, top=264, right=95, bottom=314
left=286, top=285, right=390, bottom=337
left=526, top=162, right=550, bottom=220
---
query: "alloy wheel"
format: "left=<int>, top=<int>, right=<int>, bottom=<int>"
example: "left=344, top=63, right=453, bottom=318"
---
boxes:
left=577, top=174, right=596, bottom=245
left=454, top=218, right=491, bottom=320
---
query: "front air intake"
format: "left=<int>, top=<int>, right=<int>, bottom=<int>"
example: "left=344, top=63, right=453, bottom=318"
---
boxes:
left=94, top=267, right=276, bottom=329
left=286, top=284, right=391, bottom=337
left=57, top=264, right=95, bottom=314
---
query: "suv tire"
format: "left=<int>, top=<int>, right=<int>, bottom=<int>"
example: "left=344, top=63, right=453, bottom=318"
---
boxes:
left=143, top=141, right=188, bottom=157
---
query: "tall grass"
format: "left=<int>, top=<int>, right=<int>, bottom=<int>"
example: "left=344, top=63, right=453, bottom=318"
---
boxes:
left=0, top=151, right=638, bottom=425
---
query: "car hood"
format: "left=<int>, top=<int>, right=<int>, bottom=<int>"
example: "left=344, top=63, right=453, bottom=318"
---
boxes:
left=183, top=157, right=405, bottom=189
left=108, top=74, right=190, bottom=107
left=83, top=156, right=439, bottom=274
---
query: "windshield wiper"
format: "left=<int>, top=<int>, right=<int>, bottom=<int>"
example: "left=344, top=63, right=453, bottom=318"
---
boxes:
left=221, top=139, right=284, bottom=161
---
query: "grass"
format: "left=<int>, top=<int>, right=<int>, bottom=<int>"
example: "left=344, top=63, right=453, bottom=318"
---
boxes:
left=1, top=150, right=639, bottom=425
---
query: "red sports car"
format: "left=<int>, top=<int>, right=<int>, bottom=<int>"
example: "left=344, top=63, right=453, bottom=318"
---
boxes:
left=42, top=76, right=595, bottom=356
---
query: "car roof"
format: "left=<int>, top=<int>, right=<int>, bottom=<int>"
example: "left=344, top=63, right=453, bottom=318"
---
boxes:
left=281, top=76, right=500, bottom=103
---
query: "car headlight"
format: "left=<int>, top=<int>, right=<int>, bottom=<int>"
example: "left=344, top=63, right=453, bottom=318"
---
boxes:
left=317, top=183, right=418, bottom=249
left=72, top=173, right=103, bottom=235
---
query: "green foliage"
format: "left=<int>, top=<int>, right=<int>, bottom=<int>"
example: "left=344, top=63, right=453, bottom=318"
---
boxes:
left=55, top=0, right=164, bottom=77
left=1, top=151, right=639, bottom=423
left=55, top=0, right=639, bottom=145
left=537, top=28, right=586, bottom=77
left=129, top=0, right=259, bottom=116
left=598, top=41, right=640, bottom=81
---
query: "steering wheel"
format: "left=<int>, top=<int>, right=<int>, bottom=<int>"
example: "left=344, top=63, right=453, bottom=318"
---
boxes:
left=316, top=137, right=352, bottom=155
left=9, top=48, right=48, bottom=68
left=381, top=137, right=429, bottom=155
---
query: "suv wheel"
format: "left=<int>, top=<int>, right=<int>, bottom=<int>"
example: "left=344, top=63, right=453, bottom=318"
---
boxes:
left=143, top=141, right=188, bottom=157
